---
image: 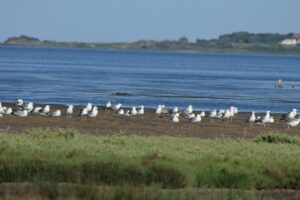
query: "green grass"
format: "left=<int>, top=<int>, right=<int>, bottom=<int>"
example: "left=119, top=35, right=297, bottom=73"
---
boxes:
left=0, top=129, right=300, bottom=192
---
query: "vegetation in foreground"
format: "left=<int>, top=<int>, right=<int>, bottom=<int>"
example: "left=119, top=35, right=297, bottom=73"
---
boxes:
left=2, top=32, right=300, bottom=54
left=0, top=129, right=300, bottom=199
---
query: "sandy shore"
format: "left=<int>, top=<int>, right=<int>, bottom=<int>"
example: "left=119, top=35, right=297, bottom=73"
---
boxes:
left=0, top=103, right=299, bottom=138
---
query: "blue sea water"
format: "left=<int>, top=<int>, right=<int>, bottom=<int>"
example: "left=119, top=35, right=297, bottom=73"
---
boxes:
left=0, top=45, right=299, bottom=113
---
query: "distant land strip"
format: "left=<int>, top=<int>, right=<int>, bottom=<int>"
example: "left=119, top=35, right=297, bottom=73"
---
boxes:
left=1, top=32, right=300, bottom=54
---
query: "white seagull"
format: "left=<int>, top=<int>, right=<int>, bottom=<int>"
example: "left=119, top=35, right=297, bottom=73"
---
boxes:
left=86, top=103, right=93, bottom=112
left=49, top=110, right=61, bottom=117
left=131, top=107, right=138, bottom=116
left=137, top=106, right=144, bottom=115
left=171, top=113, right=180, bottom=123
left=66, top=105, right=74, bottom=118
left=88, top=107, right=98, bottom=118
left=113, top=103, right=122, bottom=111
left=14, top=110, right=28, bottom=117
left=38, top=105, right=50, bottom=116
left=172, top=106, right=179, bottom=114
left=118, top=109, right=125, bottom=115
left=191, top=114, right=201, bottom=123
left=80, top=107, right=88, bottom=118
left=23, top=102, right=34, bottom=112
left=184, top=105, right=193, bottom=115
left=247, top=111, right=256, bottom=125
left=287, top=117, right=300, bottom=128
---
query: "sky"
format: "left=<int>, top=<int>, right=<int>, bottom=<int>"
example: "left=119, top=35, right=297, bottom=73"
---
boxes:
left=1, top=0, right=300, bottom=42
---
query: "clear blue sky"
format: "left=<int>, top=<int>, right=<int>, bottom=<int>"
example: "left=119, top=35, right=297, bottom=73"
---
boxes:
left=1, top=0, right=299, bottom=42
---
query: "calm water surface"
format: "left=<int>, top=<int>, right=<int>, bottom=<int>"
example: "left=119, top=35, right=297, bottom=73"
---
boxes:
left=0, top=45, right=299, bottom=113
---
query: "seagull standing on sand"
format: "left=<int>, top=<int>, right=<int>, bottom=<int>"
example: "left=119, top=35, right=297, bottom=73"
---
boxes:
left=287, top=117, right=300, bottom=128
left=209, top=110, right=217, bottom=122
left=105, top=101, right=112, bottom=114
left=171, top=113, right=180, bottom=123
left=131, top=107, right=138, bottom=116
left=80, top=107, right=88, bottom=119
left=5, top=107, right=12, bottom=115
left=161, top=105, right=168, bottom=114
left=184, top=105, right=193, bottom=115
left=0, top=106, right=5, bottom=114
left=88, top=106, right=98, bottom=119
left=113, top=103, right=122, bottom=111
left=247, top=111, right=256, bottom=126
left=33, top=107, right=42, bottom=116
left=49, top=110, right=61, bottom=117
left=39, top=105, right=50, bottom=116
left=172, top=106, right=179, bottom=114
left=222, top=109, right=232, bottom=122
left=191, top=114, right=201, bottom=123
left=66, top=105, right=74, bottom=118
left=281, top=109, right=297, bottom=121
left=155, top=105, right=162, bottom=118
left=186, top=113, right=195, bottom=119
left=216, top=109, right=225, bottom=119
left=23, top=102, right=34, bottom=112
left=137, top=106, right=144, bottom=115
left=118, top=109, right=125, bottom=115
left=14, top=110, right=28, bottom=117
left=200, top=111, right=206, bottom=117
left=125, top=110, right=131, bottom=117
left=106, top=101, right=112, bottom=109
left=16, top=99, right=24, bottom=110
left=86, top=103, right=93, bottom=112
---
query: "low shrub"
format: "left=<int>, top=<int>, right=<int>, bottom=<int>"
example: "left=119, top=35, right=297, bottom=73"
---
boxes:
left=254, top=132, right=299, bottom=144
left=145, top=164, right=188, bottom=188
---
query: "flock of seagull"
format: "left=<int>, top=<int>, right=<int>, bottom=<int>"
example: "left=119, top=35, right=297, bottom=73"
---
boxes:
left=0, top=99, right=299, bottom=128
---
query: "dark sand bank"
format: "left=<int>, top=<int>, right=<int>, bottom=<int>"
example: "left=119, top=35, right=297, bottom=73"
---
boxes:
left=0, top=103, right=299, bottom=138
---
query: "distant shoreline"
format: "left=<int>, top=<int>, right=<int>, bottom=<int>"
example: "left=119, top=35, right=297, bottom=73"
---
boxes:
left=1, top=32, right=300, bottom=55
left=2, top=43, right=300, bottom=57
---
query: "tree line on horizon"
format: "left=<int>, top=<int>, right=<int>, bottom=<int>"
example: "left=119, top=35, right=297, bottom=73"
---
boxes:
left=1, top=32, right=300, bottom=53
